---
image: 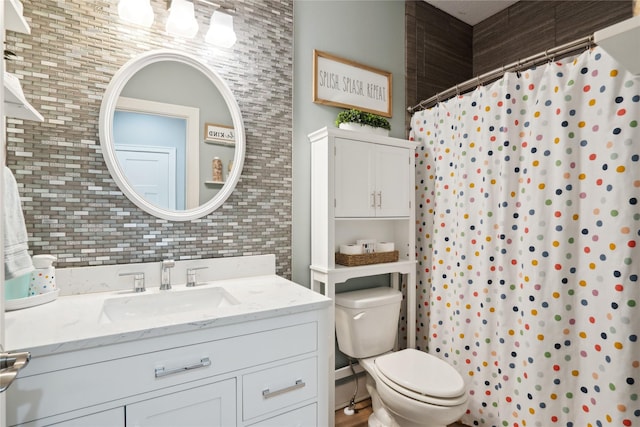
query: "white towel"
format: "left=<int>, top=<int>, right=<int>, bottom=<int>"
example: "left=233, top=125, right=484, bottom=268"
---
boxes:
left=3, top=166, right=33, bottom=279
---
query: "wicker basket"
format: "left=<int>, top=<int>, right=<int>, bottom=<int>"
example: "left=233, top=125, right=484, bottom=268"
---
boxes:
left=335, top=250, right=399, bottom=267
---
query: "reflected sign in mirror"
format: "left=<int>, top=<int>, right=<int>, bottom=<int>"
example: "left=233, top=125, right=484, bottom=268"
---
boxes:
left=99, top=50, right=245, bottom=221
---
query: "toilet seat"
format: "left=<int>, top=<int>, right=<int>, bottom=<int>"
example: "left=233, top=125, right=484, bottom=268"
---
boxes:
left=373, top=349, right=467, bottom=407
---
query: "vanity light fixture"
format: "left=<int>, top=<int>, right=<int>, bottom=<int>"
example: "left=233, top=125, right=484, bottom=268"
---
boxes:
left=118, top=0, right=154, bottom=27
left=205, top=10, right=237, bottom=48
left=166, top=0, right=199, bottom=38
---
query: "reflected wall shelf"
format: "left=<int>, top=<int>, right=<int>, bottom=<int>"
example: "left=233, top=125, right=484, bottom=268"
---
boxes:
left=595, top=15, right=640, bottom=76
left=204, top=180, right=225, bottom=186
left=204, top=140, right=235, bottom=148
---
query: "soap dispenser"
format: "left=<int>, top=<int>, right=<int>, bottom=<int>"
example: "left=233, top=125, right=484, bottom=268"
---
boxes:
left=29, top=255, right=57, bottom=295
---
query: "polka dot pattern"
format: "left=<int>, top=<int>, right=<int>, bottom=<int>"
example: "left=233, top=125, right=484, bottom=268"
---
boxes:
left=410, top=47, right=639, bottom=426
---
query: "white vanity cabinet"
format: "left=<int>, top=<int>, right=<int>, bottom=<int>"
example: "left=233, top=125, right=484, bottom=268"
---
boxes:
left=7, top=309, right=327, bottom=427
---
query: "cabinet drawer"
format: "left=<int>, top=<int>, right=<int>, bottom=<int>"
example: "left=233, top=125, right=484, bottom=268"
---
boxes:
left=243, top=357, right=317, bottom=420
left=247, top=403, right=316, bottom=427
left=9, top=322, right=316, bottom=425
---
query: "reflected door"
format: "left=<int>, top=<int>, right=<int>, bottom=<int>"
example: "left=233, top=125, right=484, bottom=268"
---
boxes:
left=116, top=146, right=177, bottom=210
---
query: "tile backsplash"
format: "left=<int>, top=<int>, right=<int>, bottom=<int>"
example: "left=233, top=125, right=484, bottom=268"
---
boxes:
left=5, top=1, right=293, bottom=277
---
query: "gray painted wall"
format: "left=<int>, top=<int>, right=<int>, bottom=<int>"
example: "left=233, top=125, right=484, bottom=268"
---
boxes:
left=291, top=0, right=407, bottom=287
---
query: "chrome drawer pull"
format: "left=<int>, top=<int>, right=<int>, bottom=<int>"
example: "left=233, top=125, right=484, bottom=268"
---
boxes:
left=262, top=379, right=305, bottom=399
left=155, top=357, right=211, bottom=378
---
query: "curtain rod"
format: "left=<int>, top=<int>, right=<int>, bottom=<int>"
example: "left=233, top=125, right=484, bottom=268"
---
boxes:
left=407, top=35, right=594, bottom=114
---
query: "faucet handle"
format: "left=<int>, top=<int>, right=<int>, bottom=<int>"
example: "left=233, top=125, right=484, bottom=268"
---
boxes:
left=120, top=272, right=145, bottom=293
left=162, top=259, right=176, bottom=269
left=186, top=266, right=208, bottom=287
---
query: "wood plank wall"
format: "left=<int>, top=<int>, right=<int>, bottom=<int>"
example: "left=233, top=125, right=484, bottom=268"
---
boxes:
left=474, top=1, right=633, bottom=75
left=405, top=1, right=473, bottom=122
left=406, top=0, right=633, bottom=128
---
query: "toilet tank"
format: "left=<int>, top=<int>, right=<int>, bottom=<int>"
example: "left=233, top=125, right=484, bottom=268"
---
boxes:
left=335, top=287, right=402, bottom=359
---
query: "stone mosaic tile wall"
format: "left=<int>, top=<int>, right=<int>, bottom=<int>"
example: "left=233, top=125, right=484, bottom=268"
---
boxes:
left=5, top=0, right=293, bottom=277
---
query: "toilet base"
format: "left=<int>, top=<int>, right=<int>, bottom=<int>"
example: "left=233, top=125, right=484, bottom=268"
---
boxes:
left=367, top=379, right=400, bottom=427
left=368, top=411, right=399, bottom=427
left=362, top=359, right=466, bottom=427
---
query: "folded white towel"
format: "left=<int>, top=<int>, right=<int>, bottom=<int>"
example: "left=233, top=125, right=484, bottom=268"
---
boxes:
left=3, top=166, right=33, bottom=279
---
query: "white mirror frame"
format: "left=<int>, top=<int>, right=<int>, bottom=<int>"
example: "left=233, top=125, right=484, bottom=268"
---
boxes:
left=99, top=49, right=245, bottom=221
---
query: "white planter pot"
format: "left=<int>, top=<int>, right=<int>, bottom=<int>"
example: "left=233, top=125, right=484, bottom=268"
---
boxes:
left=338, top=122, right=389, bottom=136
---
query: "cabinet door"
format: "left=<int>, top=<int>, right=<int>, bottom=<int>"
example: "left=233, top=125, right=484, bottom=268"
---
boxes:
left=126, top=379, right=236, bottom=427
left=374, top=145, right=411, bottom=217
left=335, top=138, right=411, bottom=218
left=334, top=139, right=375, bottom=217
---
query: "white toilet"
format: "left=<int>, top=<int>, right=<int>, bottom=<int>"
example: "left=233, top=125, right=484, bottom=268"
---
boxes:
left=335, top=287, right=468, bottom=427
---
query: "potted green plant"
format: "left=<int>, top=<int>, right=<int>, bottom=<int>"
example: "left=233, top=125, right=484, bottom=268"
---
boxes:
left=335, top=109, right=390, bottom=136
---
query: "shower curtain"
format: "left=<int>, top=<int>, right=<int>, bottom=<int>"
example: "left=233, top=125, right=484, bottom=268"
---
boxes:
left=410, top=47, right=639, bottom=426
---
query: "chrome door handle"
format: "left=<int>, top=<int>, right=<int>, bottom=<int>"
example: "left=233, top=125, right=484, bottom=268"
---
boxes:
left=262, top=379, right=305, bottom=399
left=0, top=351, right=31, bottom=393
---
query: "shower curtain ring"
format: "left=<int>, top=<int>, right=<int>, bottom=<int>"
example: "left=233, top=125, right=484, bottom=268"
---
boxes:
left=455, top=85, right=460, bottom=96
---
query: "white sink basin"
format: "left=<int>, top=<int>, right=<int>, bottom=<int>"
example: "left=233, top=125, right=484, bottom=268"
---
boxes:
left=101, top=286, right=239, bottom=323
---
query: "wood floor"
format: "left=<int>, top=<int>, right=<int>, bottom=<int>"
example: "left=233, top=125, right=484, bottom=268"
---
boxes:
left=335, top=399, right=467, bottom=427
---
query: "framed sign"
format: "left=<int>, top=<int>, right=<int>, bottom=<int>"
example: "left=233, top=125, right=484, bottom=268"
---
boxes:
left=313, top=50, right=392, bottom=118
left=204, top=123, right=235, bottom=144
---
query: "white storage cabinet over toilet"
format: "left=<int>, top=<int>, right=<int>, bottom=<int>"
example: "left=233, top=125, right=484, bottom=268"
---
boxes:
left=308, top=126, right=418, bottom=414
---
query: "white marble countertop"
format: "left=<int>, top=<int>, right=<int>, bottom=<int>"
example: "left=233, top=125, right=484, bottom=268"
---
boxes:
left=5, top=274, right=330, bottom=357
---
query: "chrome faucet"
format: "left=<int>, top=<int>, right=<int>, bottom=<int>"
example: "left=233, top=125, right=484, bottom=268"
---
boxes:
left=160, top=259, right=175, bottom=290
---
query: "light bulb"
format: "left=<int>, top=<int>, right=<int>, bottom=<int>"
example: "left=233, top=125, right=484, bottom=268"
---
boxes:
left=118, top=0, right=154, bottom=27
left=166, top=0, right=199, bottom=39
left=205, top=11, right=237, bottom=48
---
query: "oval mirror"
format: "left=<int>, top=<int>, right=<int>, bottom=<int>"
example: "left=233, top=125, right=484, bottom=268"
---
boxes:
left=99, top=50, right=245, bottom=221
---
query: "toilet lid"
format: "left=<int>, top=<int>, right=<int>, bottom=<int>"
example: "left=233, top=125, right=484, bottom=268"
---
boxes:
left=375, top=349, right=465, bottom=399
